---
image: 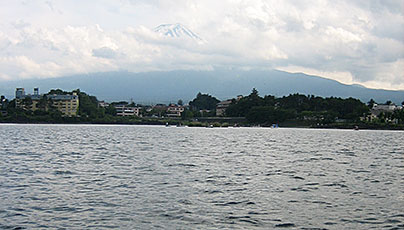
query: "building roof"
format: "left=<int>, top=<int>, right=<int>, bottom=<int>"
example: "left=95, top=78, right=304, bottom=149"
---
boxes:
left=217, top=99, right=233, bottom=108
left=47, top=94, right=78, bottom=100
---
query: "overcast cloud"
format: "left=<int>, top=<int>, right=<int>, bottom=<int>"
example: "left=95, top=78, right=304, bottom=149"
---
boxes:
left=0, top=0, right=403, bottom=90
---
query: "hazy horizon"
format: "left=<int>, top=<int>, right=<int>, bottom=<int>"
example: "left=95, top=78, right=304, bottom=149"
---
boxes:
left=2, top=69, right=404, bottom=105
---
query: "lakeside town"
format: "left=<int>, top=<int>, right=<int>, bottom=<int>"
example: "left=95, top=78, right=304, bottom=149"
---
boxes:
left=1, top=87, right=404, bottom=129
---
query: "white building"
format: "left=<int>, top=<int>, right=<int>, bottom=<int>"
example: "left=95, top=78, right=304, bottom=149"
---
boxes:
left=166, top=104, right=184, bottom=117
left=98, top=101, right=110, bottom=108
left=367, top=103, right=400, bottom=122
left=372, top=104, right=397, bottom=112
left=115, top=105, right=140, bottom=116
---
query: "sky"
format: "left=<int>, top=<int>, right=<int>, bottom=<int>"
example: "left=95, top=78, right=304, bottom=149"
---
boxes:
left=0, top=0, right=403, bottom=90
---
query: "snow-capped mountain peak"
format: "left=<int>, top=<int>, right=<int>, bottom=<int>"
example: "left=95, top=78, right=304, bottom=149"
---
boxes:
left=154, top=23, right=205, bottom=43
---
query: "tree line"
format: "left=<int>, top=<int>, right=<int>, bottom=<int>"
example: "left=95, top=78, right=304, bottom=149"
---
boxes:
left=1, top=88, right=404, bottom=128
left=225, top=88, right=369, bottom=125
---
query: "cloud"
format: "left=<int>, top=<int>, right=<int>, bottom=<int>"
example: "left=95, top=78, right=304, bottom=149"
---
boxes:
left=324, top=26, right=362, bottom=43
left=0, top=0, right=403, bottom=90
left=92, top=47, right=120, bottom=59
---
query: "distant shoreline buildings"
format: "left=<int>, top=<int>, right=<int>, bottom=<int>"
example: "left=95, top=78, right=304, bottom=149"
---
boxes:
left=9, top=87, right=404, bottom=121
left=365, top=103, right=402, bottom=123
left=1, top=87, right=403, bottom=128
left=15, top=88, right=79, bottom=117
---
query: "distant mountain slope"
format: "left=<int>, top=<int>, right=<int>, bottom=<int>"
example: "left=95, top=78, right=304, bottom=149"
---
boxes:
left=1, top=69, right=403, bottom=105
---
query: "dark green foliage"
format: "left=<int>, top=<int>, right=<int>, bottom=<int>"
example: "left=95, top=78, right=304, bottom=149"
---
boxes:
left=189, top=93, right=220, bottom=111
left=110, top=101, right=128, bottom=106
left=226, top=89, right=370, bottom=125
left=47, top=89, right=70, bottom=95
left=36, top=97, right=48, bottom=110
left=76, top=90, right=104, bottom=118
left=246, top=106, right=295, bottom=124
left=22, top=97, right=33, bottom=107
left=145, top=106, right=166, bottom=117
left=6, top=99, right=16, bottom=111
left=392, top=109, right=404, bottom=123
left=368, top=99, right=376, bottom=108
left=376, top=109, right=404, bottom=124
left=226, top=88, right=265, bottom=117
left=105, top=105, right=117, bottom=116
left=181, top=109, right=194, bottom=120
left=277, top=94, right=310, bottom=112
left=1, top=95, right=8, bottom=110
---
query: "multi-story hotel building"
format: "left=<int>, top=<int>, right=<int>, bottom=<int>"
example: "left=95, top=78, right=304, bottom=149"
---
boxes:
left=15, top=88, right=79, bottom=117
left=47, top=94, right=79, bottom=117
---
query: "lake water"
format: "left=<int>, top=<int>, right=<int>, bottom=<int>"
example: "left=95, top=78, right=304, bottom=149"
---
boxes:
left=0, top=124, right=403, bottom=229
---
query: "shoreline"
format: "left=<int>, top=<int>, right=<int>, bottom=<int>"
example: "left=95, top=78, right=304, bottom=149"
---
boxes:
left=1, top=120, right=403, bottom=131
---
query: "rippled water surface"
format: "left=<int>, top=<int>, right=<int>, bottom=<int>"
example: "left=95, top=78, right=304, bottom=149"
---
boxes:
left=0, top=124, right=403, bottom=229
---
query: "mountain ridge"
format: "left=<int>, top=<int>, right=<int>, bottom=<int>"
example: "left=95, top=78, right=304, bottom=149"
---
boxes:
left=1, top=69, right=403, bottom=105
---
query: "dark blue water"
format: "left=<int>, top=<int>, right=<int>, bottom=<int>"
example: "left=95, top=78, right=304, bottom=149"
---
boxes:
left=0, top=124, right=403, bottom=229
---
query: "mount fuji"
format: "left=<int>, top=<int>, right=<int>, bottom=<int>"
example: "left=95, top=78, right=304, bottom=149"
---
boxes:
left=154, top=23, right=205, bottom=44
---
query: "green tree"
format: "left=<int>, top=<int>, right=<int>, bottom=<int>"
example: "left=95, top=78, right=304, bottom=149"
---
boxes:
left=22, top=97, right=33, bottom=109
left=277, top=94, right=309, bottom=112
left=246, top=106, right=295, bottom=124
left=77, top=91, right=104, bottom=118
left=6, top=99, right=16, bottom=112
left=36, top=96, right=50, bottom=110
left=392, top=109, right=404, bottom=124
left=189, top=93, right=220, bottom=111
left=105, top=105, right=117, bottom=116
left=226, top=88, right=264, bottom=117
left=110, top=101, right=128, bottom=106
left=368, top=99, right=376, bottom=109
left=48, top=89, right=70, bottom=95
left=0, top=96, right=8, bottom=110
left=181, top=109, right=193, bottom=120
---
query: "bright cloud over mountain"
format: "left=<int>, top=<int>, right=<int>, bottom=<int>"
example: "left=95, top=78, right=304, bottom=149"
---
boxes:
left=0, top=0, right=403, bottom=90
